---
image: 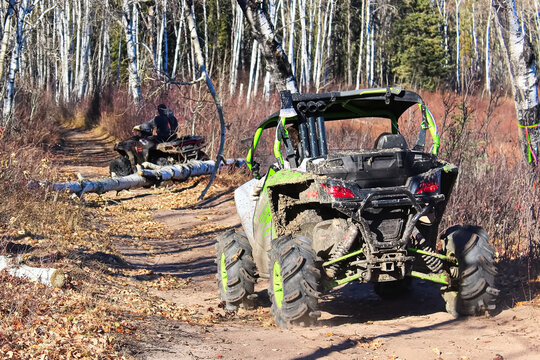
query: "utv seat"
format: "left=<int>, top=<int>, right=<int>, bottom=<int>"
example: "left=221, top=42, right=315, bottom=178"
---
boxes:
left=374, top=133, right=408, bottom=150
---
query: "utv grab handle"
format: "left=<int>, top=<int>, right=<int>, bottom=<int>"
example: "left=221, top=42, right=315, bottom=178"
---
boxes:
left=274, top=91, right=298, bottom=167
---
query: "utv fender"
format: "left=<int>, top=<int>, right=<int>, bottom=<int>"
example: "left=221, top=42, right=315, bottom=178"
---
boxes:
left=234, top=179, right=259, bottom=244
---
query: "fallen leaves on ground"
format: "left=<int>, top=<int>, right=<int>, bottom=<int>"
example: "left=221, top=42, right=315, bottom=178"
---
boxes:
left=1, top=173, right=245, bottom=359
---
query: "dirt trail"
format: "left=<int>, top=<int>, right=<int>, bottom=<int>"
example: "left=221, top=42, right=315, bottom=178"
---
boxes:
left=57, top=128, right=539, bottom=360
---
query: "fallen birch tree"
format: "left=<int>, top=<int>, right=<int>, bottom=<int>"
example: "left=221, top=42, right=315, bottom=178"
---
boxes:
left=45, top=159, right=246, bottom=198
left=0, top=256, right=67, bottom=288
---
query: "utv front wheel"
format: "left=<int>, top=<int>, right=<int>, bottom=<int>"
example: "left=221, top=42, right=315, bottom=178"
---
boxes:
left=268, top=235, right=321, bottom=328
left=110, top=157, right=133, bottom=177
left=216, top=230, right=258, bottom=310
left=442, top=225, right=499, bottom=316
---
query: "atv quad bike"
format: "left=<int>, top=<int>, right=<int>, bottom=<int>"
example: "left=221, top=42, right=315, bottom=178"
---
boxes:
left=109, top=130, right=208, bottom=177
left=216, top=88, right=499, bottom=328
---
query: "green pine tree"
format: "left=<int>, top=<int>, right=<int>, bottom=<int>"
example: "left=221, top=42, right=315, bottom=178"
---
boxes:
left=389, top=0, right=450, bottom=90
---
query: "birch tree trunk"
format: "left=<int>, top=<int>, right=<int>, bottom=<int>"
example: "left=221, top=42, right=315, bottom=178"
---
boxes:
left=229, top=3, right=244, bottom=95
left=485, top=6, right=493, bottom=94
left=298, top=0, right=310, bottom=91
left=455, top=0, right=461, bottom=91
left=0, top=0, right=15, bottom=84
left=184, top=0, right=227, bottom=199
left=75, top=0, right=92, bottom=100
left=122, top=0, right=142, bottom=102
left=237, top=0, right=298, bottom=93
left=263, top=0, right=279, bottom=98
left=493, top=0, right=540, bottom=166
left=287, top=0, right=296, bottom=80
left=356, top=0, right=366, bottom=88
left=2, top=0, right=35, bottom=128
left=171, top=0, right=186, bottom=80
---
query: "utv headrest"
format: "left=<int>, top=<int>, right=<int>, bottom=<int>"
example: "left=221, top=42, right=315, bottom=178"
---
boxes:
left=374, top=133, right=408, bottom=150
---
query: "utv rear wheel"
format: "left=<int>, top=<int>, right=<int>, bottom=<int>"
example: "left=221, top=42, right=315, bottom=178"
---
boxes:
left=110, top=157, right=133, bottom=177
left=268, top=235, right=321, bottom=328
left=442, top=225, right=499, bottom=316
left=216, top=230, right=258, bottom=310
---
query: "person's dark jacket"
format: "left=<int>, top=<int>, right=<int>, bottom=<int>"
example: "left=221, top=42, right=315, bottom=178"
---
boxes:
left=154, top=107, right=178, bottom=141
left=137, top=108, right=178, bottom=142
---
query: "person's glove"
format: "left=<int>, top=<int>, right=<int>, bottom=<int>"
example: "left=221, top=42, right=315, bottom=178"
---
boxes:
left=133, top=125, right=142, bottom=131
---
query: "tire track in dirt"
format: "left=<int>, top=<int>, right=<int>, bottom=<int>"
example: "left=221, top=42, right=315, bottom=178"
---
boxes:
left=57, top=128, right=540, bottom=360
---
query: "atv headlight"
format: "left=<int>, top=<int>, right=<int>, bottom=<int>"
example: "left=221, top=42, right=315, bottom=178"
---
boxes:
left=408, top=171, right=441, bottom=194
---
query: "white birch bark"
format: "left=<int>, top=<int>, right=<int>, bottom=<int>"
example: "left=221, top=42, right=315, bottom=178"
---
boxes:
left=0, top=256, right=66, bottom=288
left=472, top=3, right=479, bottom=76
left=73, top=0, right=81, bottom=89
left=157, top=0, right=166, bottom=73
left=287, top=0, right=297, bottom=79
left=324, top=0, right=336, bottom=86
left=122, top=0, right=142, bottom=102
left=100, top=2, right=111, bottom=88
left=2, top=0, right=36, bottom=127
left=493, top=0, right=540, bottom=165
left=56, top=1, right=70, bottom=102
left=485, top=6, right=493, bottom=94
left=356, top=0, right=366, bottom=88
left=346, top=0, right=352, bottom=86
left=229, top=3, right=244, bottom=95
left=365, top=0, right=371, bottom=86
left=0, top=0, right=15, bottom=84
left=237, top=0, right=298, bottom=93
left=263, top=0, right=279, bottom=98
left=436, top=0, right=449, bottom=66
left=172, top=0, right=186, bottom=80
left=298, top=0, right=310, bottom=90
left=48, top=160, right=243, bottom=197
left=369, top=16, right=374, bottom=86
left=455, top=0, right=461, bottom=91
left=75, top=0, right=92, bottom=99
left=246, top=40, right=259, bottom=102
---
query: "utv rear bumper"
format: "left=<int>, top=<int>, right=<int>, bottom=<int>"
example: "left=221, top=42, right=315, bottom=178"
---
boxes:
left=331, top=187, right=445, bottom=251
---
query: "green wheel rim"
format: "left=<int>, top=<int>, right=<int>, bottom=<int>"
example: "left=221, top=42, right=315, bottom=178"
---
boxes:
left=220, top=252, right=228, bottom=292
left=272, top=261, right=284, bottom=308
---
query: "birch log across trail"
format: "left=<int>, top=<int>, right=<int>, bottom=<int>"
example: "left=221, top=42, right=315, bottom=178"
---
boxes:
left=46, top=159, right=246, bottom=197
left=0, top=256, right=67, bottom=288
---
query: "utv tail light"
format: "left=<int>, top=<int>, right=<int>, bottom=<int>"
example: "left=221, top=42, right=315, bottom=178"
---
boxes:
left=321, top=184, right=356, bottom=199
left=415, top=181, right=439, bottom=194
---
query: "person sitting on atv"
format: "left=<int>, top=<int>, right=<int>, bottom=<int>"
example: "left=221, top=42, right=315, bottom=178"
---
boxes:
left=133, top=104, right=179, bottom=162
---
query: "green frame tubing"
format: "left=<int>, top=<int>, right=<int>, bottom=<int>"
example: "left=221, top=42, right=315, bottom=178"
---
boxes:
left=323, top=246, right=455, bottom=290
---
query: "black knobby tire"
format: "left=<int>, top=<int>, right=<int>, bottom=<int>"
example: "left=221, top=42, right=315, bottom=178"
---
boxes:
left=109, top=157, right=133, bottom=177
left=268, top=235, right=321, bottom=328
left=215, top=230, right=258, bottom=310
left=442, top=225, right=499, bottom=316
left=373, top=278, right=412, bottom=299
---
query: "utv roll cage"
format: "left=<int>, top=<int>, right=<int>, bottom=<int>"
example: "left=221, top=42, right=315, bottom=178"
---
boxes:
left=246, top=88, right=440, bottom=178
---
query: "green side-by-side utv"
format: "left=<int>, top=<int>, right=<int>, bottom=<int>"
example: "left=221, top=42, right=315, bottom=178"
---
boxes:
left=216, top=88, right=499, bottom=328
